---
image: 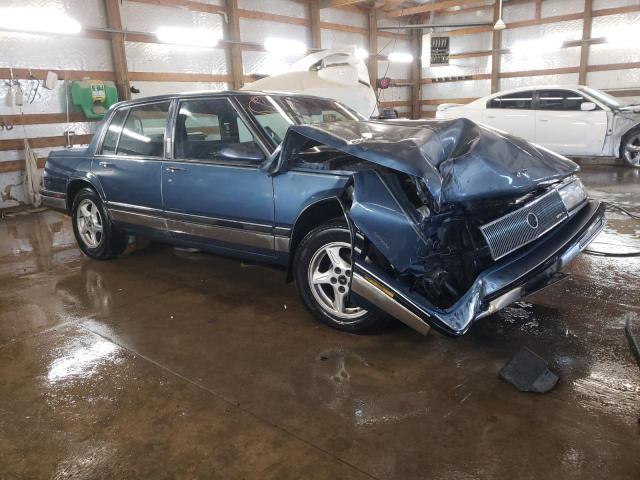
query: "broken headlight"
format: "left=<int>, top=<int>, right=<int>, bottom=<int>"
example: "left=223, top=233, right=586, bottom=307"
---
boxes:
left=558, top=178, right=587, bottom=212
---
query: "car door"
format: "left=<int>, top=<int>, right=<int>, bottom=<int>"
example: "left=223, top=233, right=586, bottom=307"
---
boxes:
left=162, top=96, right=276, bottom=257
left=93, top=100, right=170, bottom=232
left=482, top=91, right=535, bottom=141
left=534, top=89, right=608, bottom=155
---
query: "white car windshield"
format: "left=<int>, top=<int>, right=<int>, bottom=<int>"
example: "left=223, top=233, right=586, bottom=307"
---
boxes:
left=580, top=87, right=624, bottom=109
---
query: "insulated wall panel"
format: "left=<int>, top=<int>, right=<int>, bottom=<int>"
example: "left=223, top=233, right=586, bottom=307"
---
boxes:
left=503, top=2, right=536, bottom=22
left=541, top=0, right=584, bottom=17
left=242, top=51, right=304, bottom=76
left=239, top=0, right=306, bottom=18
left=320, top=7, right=367, bottom=28
left=120, top=2, right=224, bottom=32
left=125, top=42, right=228, bottom=74
left=421, top=79, right=492, bottom=100
left=500, top=73, right=579, bottom=90
left=239, top=18, right=308, bottom=46
left=424, top=56, right=491, bottom=78
left=0, top=33, right=112, bottom=72
left=320, top=30, right=367, bottom=51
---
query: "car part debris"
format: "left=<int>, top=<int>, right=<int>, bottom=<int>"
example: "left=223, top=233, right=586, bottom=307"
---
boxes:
left=499, top=348, right=559, bottom=393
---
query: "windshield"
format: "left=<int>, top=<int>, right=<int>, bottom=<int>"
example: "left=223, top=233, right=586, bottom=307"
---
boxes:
left=579, top=87, right=624, bottom=109
left=237, top=94, right=362, bottom=148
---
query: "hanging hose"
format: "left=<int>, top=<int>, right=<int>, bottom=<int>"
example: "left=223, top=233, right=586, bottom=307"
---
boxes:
left=582, top=201, right=640, bottom=257
left=23, top=137, right=42, bottom=207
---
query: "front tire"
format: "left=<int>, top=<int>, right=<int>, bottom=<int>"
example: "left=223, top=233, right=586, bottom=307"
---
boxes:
left=293, top=221, right=390, bottom=333
left=71, top=188, right=127, bottom=260
left=621, top=128, right=640, bottom=168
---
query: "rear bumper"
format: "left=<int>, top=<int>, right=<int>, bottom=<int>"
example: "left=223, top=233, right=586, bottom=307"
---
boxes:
left=40, top=189, right=67, bottom=212
left=351, top=200, right=606, bottom=337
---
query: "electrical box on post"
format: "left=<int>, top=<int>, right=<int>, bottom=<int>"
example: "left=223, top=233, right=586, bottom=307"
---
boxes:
left=71, top=80, right=118, bottom=119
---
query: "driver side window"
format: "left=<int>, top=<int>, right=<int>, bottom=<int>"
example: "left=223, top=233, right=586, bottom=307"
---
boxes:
left=175, top=98, right=262, bottom=162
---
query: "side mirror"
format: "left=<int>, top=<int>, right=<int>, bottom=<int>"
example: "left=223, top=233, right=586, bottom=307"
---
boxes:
left=581, top=102, right=596, bottom=111
left=218, top=142, right=265, bottom=162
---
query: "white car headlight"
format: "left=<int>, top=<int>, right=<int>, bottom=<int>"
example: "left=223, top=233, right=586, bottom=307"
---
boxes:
left=558, top=178, right=587, bottom=211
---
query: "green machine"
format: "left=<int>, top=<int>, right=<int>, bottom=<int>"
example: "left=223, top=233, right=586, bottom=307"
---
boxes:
left=71, top=80, right=118, bottom=119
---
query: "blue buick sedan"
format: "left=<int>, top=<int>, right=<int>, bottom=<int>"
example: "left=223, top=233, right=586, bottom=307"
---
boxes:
left=42, top=91, right=605, bottom=337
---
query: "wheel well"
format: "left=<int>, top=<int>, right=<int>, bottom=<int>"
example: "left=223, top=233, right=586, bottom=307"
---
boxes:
left=66, top=180, right=95, bottom=211
left=618, top=126, right=640, bottom=158
left=286, top=198, right=345, bottom=282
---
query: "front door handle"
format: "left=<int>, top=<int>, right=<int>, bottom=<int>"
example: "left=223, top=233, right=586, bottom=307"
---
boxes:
left=165, top=166, right=187, bottom=173
left=539, top=119, right=549, bottom=122
left=98, top=161, right=114, bottom=168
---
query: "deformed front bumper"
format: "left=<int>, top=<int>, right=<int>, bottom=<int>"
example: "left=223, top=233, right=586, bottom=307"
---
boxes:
left=351, top=200, right=606, bottom=337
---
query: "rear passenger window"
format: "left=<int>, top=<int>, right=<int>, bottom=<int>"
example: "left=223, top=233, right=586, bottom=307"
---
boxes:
left=487, top=91, right=533, bottom=109
left=101, top=109, right=127, bottom=155
left=538, top=90, right=587, bottom=111
left=117, top=102, right=170, bottom=157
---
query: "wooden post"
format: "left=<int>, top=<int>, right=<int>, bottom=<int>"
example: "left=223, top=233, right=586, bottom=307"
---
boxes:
left=490, top=0, right=501, bottom=93
left=309, top=0, right=322, bottom=49
left=103, top=0, right=130, bottom=100
left=579, top=0, right=593, bottom=85
left=368, top=10, right=378, bottom=88
left=411, top=25, right=422, bottom=119
left=226, top=0, right=244, bottom=89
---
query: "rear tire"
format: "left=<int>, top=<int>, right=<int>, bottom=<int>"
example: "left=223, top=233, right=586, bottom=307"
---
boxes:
left=293, top=221, right=390, bottom=333
left=71, top=188, right=127, bottom=260
left=621, top=128, right=640, bottom=168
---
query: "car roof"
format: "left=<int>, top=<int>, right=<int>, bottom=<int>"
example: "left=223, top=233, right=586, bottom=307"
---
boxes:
left=111, top=90, right=332, bottom=109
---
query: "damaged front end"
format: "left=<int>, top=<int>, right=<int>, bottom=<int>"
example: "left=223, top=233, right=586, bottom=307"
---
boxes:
left=344, top=169, right=605, bottom=336
left=277, top=118, right=606, bottom=336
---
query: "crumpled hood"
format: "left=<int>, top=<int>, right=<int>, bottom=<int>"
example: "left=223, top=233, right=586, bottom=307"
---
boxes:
left=274, top=118, right=579, bottom=206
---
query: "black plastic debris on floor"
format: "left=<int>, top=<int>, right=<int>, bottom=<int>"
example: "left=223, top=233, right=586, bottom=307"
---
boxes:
left=499, top=348, right=559, bottom=393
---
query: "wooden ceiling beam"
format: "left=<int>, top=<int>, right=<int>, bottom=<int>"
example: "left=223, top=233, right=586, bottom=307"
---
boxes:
left=319, top=0, right=367, bottom=7
left=385, top=0, right=488, bottom=18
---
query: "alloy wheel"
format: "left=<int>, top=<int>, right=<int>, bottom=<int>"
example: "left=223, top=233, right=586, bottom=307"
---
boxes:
left=308, top=241, right=366, bottom=322
left=76, top=198, right=104, bottom=248
left=623, top=133, right=640, bottom=167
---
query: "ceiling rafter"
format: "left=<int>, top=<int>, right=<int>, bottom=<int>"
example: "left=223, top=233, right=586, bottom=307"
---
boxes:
left=319, top=0, right=367, bottom=8
left=385, top=0, right=490, bottom=18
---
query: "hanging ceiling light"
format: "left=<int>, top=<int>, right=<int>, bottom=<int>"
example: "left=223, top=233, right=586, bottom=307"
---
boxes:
left=0, top=8, right=81, bottom=34
left=156, top=26, right=220, bottom=47
left=494, top=0, right=506, bottom=30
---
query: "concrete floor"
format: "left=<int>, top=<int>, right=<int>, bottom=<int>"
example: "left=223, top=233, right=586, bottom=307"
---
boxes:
left=1, top=164, right=639, bottom=479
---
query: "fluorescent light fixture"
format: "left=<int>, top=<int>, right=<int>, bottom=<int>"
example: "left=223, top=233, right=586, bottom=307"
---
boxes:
left=0, top=7, right=81, bottom=34
left=510, top=37, right=563, bottom=56
left=355, top=48, right=369, bottom=60
left=156, top=26, right=220, bottom=47
left=264, top=37, right=307, bottom=56
left=388, top=52, right=413, bottom=63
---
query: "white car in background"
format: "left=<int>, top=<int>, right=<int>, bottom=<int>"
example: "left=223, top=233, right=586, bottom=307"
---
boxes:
left=436, top=85, right=640, bottom=167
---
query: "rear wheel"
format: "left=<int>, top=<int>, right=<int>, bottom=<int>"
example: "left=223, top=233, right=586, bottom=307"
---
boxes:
left=71, top=188, right=127, bottom=260
left=293, top=221, right=390, bottom=333
left=621, top=129, right=640, bottom=167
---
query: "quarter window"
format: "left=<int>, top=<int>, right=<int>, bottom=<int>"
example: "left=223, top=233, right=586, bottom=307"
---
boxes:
left=487, top=91, right=534, bottom=109
left=538, top=90, right=588, bottom=111
left=100, top=109, right=127, bottom=155
left=117, top=102, right=170, bottom=157
left=175, top=98, right=262, bottom=162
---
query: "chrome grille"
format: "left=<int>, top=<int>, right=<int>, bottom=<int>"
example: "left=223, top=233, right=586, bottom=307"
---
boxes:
left=480, top=189, right=568, bottom=260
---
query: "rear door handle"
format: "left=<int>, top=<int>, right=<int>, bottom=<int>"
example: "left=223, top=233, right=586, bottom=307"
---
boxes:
left=98, top=161, right=114, bottom=168
left=539, top=119, right=549, bottom=122
left=165, top=166, right=187, bottom=173
left=486, top=115, right=496, bottom=119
